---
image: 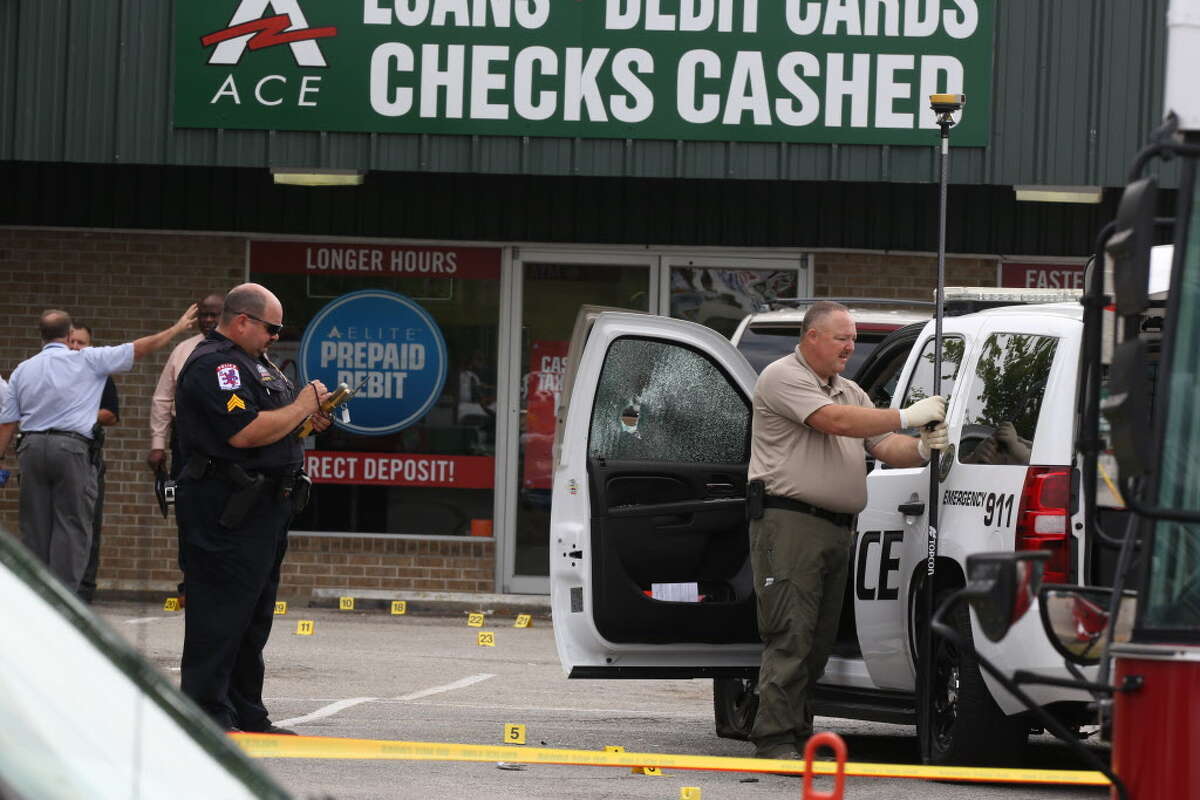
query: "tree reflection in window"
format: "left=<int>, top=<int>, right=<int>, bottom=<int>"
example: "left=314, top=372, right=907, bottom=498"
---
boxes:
left=958, top=334, right=1058, bottom=465
left=901, top=336, right=965, bottom=407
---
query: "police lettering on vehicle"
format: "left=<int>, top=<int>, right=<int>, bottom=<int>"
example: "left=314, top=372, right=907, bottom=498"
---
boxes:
left=856, top=530, right=903, bottom=601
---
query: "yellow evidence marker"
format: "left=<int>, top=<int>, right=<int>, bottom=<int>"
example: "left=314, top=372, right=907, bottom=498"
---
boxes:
left=503, top=724, right=526, bottom=744
left=631, top=766, right=663, bottom=776
left=513, top=614, right=532, bottom=628
left=274, top=601, right=287, bottom=615
left=681, top=788, right=702, bottom=800
left=296, top=620, right=315, bottom=636
left=163, top=597, right=180, bottom=612
left=339, top=596, right=355, bottom=611
left=604, top=746, right=625, bottom=753
left=477, top=631, right=496, bottom=647
left=467, top=612, right=485, bottom=627
left=391, top=600, right=407, bottom=615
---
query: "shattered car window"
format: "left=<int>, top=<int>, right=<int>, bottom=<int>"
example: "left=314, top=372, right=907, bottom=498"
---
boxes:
left=588, top=338, right=749, bottom=464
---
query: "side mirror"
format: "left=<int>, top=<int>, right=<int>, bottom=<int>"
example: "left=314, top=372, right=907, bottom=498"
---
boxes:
left=1038, top=585, right=1137, bottom=666
left=1101, top=337, right=1153, bottom=478
left=1105, top=176, right=1157, bottom=315
left=961, top=551, right=1050, bottom=642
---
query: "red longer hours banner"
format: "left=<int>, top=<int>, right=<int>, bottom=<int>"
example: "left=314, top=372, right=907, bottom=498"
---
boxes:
left=305, top=451, right=494, bottom=488
left=523, top=340, right=569, bottom=491
left=251, top=240, right=501, bottom=280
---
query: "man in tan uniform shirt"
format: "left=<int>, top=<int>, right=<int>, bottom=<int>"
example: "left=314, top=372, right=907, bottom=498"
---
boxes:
left=748, top=301, right=948, bottom=760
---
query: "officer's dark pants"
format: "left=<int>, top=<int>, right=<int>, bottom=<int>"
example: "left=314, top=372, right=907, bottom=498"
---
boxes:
left=749, top=508, right=850, bottom=758
left=17, top=432, right=97, bottom=591
left=177, top=475, right=291, bottom=731
left=79, top=456, right=105, bottom=602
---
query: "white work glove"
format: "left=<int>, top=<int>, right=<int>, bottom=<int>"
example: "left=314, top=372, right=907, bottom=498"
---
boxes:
left=899, top=395, right=946, bottom=429
left=917, top=422, right=949, bottom=461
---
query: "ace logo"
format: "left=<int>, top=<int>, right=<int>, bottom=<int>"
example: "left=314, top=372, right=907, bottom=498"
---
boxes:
left=198, top=0, right=338, bottom=111
left=202, top=0, right=337, bottom=67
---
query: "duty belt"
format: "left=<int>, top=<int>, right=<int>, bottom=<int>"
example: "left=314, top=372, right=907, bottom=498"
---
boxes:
left=763, top=495, right=853, bottom=529
left=24, top=429, right=92, bottom=445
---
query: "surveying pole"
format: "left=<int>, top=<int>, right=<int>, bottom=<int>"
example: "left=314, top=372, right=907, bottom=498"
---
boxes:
left=919, top=92, right=964, bottom=764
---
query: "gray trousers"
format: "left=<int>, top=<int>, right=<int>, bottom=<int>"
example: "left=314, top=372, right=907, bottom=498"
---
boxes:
left=17, top=433, right=97, bottom=591
left=749, top=508, right=850, bottom=757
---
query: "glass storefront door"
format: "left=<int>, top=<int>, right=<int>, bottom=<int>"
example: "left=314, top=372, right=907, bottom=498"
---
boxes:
left=504, top=253, right=655, bottom=592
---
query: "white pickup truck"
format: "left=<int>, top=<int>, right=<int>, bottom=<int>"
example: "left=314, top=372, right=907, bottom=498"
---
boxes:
left=547, top=285, right=1138, bottom=765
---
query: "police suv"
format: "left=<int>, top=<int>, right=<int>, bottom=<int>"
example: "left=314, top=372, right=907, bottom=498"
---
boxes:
left=548, top=287, right=1115, bottom=766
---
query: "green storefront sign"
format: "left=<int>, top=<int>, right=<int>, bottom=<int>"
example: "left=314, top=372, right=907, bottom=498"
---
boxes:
left=174, top=1, right=993, bottom=146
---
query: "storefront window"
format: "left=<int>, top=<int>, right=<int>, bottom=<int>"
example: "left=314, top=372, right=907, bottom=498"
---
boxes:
left=669, top=262, right=803, bottom=337
left=251, top=240, right=500, bottom=536
left=516, top=261, right=651, bottom=576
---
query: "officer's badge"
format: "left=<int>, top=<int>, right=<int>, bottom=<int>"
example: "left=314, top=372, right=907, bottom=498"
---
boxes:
left=226, top=394, right=247, bottom=413
left=256, top=363, right=274, bottom=382
left=217, top=363, right=241, bottom=390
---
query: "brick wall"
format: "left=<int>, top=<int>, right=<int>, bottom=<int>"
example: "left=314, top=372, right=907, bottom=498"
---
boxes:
left=0, top=227, right=497, bottom=597
left=813, top=252, right=997, bottom=297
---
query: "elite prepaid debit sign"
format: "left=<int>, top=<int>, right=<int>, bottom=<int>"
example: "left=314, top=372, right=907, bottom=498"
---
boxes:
left=299, top=290, right=448, bottom=436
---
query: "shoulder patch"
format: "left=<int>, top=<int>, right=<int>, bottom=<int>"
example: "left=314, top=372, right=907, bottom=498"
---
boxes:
left=217, top=363, right=242, bottom=391
left=226, top=394, right=247, bottom=413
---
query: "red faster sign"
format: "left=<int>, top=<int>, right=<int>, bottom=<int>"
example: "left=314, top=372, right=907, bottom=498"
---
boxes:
left=305, top=451, right=494, bottom=488
left=1000, top=262, right=1086, bottom=289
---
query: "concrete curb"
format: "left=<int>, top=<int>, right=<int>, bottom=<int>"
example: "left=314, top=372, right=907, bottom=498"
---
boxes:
left=302, top=588, right=552, bottom=619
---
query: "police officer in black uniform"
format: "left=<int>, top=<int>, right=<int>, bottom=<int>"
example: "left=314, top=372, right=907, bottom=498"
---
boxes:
left=174, top=282, right=332, bottom=733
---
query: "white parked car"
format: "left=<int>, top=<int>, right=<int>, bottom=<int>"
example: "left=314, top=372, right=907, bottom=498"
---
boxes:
left=549, top=295, right=1114, bottom=765
left=0, top=527, right=290, bottom=799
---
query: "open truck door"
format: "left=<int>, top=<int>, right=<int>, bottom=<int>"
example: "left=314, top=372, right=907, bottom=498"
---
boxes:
left=550, top=311, right=762, bottom=677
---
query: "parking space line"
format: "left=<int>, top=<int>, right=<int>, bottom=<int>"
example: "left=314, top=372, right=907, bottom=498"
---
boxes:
left=394, top=673, right=495, bottom=701
left=279, top=697, right=378, bottom=727
left=278, top=674, right=497, bottom=728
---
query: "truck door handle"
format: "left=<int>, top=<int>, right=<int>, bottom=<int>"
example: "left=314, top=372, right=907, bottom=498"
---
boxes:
left=898, top=501, right=926, bottom=515
left=705, top=482, right=737, bottom=497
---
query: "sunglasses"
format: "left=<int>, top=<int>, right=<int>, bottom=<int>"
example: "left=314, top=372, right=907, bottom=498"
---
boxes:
left=242, top=312, right=283, bottom=336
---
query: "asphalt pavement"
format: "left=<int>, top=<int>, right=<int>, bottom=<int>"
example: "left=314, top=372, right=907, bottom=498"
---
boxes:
left=100, top=598, right=1109, bottom=800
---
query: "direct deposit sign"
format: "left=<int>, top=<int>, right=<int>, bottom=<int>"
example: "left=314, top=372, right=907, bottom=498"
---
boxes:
left=174, top=0, right=993, bottom=146
left=299, top=290, right=447, bottom=435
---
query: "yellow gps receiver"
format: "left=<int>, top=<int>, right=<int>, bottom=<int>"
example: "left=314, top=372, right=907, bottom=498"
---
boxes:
left=296, top=382, right=352, bottom=439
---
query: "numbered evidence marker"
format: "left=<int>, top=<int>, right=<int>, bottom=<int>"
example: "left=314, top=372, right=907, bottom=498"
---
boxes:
left=162, top=597, right=180, bottom=612
left=631, top=766, right=663, bottom=776
left=477, top=631, right=496, bottom=647
left=467, top=612, right=485, bottom=627
left=296, top=620, right=315, bottom=636
left=513, top=614, right=532, bottom=628
left=339, top=596, right=355, bottom=611
left=390, top=600, right=407, bottom=615
left=680, top=788, right=702, bottom=800
left=274, top=601, right=288, bottom=615
left=503, top=723, right=526, bottom=745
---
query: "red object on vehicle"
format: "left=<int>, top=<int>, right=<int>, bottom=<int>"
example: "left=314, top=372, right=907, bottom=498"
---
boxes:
left=1111, top=649, right=1200, bottom=800
left=802, top=731, right=846, bottom=800
left=1016, top=467, right=1072, bottom=583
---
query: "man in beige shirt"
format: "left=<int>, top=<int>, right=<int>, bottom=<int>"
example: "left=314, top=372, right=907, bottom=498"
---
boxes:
left=747, top=300, right=948, bottom=760
left=147, top=293, right=223, bottom=476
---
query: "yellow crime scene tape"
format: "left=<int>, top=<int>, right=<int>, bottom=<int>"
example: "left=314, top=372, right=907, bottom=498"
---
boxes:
left=232, top=734, right=1110, bottom=786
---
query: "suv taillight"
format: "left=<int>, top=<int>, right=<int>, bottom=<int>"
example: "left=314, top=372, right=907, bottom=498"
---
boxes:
left=1016, top=467, right=1071, bottom=583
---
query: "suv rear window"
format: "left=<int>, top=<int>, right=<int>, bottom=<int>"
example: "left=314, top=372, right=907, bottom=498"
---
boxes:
left=957, top=333, right=1059, bottom=466
left=737, top=325, right=892, bottom=377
